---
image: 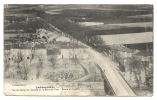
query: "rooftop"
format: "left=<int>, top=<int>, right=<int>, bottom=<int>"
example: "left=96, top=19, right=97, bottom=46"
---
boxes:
left=5, top=41, right=87, bottom=50
left=12, top=44, right=31, bottom=49
left=134, top=56, right=152, bottom=62
left=60, top=42, right=87, bottom=49
left=119, top=58, right=133, bottom=66
left=47, top=48, right=61, bottom=55
left=33, top=39, right=46, bottom=42
left=35, top=44, right=46, bottom=49
left=45, top=44, right=60, bottom=49
left=136, top=50, right=153, bottom=57
left=110, top=45, right=136, bottom=53
left=11, top=43, right=46, bottom=49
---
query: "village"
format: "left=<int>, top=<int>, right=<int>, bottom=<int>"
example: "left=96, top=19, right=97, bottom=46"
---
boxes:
left=4, top=27, right=106, bottom=96
left=4, top=5, right=153, bottom=96
left=4, top=27, right=153, bottom=95
left=4, top=27, right=89, bottom=79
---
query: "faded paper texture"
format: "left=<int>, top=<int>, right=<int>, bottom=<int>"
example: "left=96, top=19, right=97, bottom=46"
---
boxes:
left=4, top=4, right=153, bottom=96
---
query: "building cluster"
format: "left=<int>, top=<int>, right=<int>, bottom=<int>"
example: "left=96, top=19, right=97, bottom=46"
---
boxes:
left=4, top=39, right=89, bottom=67
left=106, top=44, right=153, bottom=89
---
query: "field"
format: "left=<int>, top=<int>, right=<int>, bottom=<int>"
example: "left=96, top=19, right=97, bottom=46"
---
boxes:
left=36, top=6, right=153, bottom=44
left=98, top=32, right=153, bottom=45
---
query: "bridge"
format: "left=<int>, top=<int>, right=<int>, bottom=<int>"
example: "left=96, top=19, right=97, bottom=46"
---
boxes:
left=96, top=63, right=136, bottom=96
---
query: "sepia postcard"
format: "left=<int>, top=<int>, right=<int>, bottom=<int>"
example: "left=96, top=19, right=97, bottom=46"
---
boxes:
left=3, top=4, right=153, bottom=96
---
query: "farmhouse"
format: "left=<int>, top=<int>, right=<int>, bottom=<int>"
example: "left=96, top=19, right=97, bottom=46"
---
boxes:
left=60, top=42, right=89, bottom=59
left=6, top=43, right=47, bottom=66
left=45, top=43, right=61, bottom=63
left=109, top=45, right=138, bottom=61
left=4, top=40, right=89, bottom=68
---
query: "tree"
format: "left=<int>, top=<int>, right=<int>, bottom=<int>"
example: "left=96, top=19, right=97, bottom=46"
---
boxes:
left=15, top=54, right=31, bottom=80
left=36, top=54, right=44, bottom=68
left=129, top=60, right=145, bottom=88
left=14, top=52, right=23, bottom=69
left=21, top=64, right=30, bottom=80
left=4, top=52, right=11, bottom=71
left=71, top=57, right=78, bottom=65
left=36, top=54, right=44, bottom=79
left=49, top=56, right=58, bottom=69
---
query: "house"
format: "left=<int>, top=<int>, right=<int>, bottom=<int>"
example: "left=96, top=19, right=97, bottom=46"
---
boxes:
left=55, top=36, right=71, bottom=42
left=118, top=58, right=133, bottom=81
left=32, top=43, right=47, bottom=61
left=109, top=45, right=138, bottom=61
left=134, top=50, right=153, bottom=68
left=46, top=41, right=88, bottom=59
left=134, top=50, right=153, bottom=86
left=107, top=45, right=147, bottom=83
left=11, top=44, right=32, bottom=66
left=45, top=43, right=59, bottom=49
left=118, top=57, right=146, bottom=83
left=47, top=48, right=61, bottom=60
left=60, top=42, right=89, bottom=59
left=10, top=43, right=47, bottom=66
left=118, top=58, right=133, bottom=72
left=45, top=43, right=61, bottom=60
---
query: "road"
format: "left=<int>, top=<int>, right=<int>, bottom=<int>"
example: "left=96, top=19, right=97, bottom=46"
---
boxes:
left=72, top=63, right=91, bottom=82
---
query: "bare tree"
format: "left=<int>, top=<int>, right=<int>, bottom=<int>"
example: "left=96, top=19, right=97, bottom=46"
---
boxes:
left=71, top=57, right=78, bottom=64
left=36, top=54, right=44, bottom=68
left=4, top=52, right=11, bottom=71
left=14, top=52, right=23, bottom=69
left=49, top=56, right=58, bottom=69
left=36, top=54, right=44, bottom=79
left=15, top=54, right=32, bottom=80
left=21, top=65, right=30, bottom=80
left=4, top=52, right=14, bottom=79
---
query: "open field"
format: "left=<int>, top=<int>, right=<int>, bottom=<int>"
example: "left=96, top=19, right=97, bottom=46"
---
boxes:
left=98, top=32, right=153, bottom=45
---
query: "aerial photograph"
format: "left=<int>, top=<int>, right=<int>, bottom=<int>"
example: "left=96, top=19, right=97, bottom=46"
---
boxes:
left=3, top=4, right=153, bottom=96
